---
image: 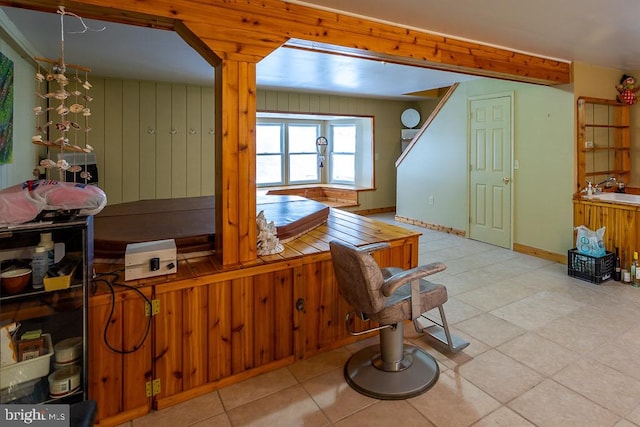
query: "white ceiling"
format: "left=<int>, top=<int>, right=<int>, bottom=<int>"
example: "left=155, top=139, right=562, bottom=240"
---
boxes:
left=2, top=1, right=638, bottom=99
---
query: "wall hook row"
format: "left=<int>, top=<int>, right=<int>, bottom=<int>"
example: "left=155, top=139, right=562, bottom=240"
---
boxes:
left=147, top=127, right=156, bottom=135
left=189, top=128, right=197, bottom=135
left=170, top=128, right=177, bottom=135
left=208, top=129, right=215, bottom=135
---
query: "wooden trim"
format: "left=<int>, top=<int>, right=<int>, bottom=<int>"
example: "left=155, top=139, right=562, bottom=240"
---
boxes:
left=395, top=83, right=459, bottom=167
left=352, top=206, right=396, bottom=215
left=394, top=215, right=466, bottom=236
left=2, top=0, right=571, bottom=83
left=154, top=356, right=295, bottom=410
left=513, top=243, right=566, bottom=264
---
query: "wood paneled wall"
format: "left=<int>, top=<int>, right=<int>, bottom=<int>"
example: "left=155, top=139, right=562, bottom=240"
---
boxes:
left=258, top=90, right=418, bottom=211
left=88, top=81, right=415, bottom=209
left=88, top=78, right=215, bottom=205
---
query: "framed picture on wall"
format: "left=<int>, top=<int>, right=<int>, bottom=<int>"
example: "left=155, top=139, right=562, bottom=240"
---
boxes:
left=0, top=51, right=14, bottom=165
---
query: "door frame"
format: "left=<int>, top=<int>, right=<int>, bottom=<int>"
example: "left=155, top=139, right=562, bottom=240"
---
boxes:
left=467, top=91, right=515, bottom=249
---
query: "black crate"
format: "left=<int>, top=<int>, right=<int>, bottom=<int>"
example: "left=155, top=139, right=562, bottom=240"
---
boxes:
left=568, top=249, right=614, bottom=284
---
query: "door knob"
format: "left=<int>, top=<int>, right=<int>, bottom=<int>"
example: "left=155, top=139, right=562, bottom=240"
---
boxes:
left=503, top=177, right=510, bottom=184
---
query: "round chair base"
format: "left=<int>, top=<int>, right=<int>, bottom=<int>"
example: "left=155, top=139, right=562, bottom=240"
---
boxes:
left=344, top=344, right=439, bottom=400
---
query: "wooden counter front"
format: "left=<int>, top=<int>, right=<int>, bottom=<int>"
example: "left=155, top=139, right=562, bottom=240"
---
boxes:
left=573, top=197, right=640, bottom=268
left=88, top=209, right=421, bottom=426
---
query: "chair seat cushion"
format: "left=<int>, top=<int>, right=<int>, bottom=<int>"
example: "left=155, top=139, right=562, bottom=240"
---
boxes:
left=369, top=267, right=448, bottom=324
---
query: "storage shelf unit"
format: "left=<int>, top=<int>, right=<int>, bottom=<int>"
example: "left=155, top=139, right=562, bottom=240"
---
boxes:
left=577, top=96, right=630, bottom=191
left=0, top=217, right=92, bottom=405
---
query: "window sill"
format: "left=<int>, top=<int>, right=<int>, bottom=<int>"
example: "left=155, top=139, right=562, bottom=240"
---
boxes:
left=263, top=184, right=371, bottom=208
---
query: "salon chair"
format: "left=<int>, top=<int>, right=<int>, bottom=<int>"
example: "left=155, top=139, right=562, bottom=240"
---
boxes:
left=329, top=240, right=468, bottom=399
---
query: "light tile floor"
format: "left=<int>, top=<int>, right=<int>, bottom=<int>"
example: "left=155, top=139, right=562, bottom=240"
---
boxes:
left=121, top=214, right=640, bottom=427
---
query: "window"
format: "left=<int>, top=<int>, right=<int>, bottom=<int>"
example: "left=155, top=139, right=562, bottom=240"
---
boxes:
left=288, top=124, right=320, bottom=183
left=256, top=122, right=321, bottom=186
left=256, top=123, right=284, bottom=185
left=330, top=124, right=356, bottom=183
left=257, top=113, right=373, bottom=188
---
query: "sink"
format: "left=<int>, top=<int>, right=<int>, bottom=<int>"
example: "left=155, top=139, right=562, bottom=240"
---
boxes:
left=591, top=193, right=640, bottom=205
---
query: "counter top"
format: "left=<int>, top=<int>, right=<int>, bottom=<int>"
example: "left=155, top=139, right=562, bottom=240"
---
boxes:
left=91, top=208, right=420, bottom=295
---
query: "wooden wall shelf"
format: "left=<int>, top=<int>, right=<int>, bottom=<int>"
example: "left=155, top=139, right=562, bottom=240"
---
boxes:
left=577, top=97, right=630, bottom=191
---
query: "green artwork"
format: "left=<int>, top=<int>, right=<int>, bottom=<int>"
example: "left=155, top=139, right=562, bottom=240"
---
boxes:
left=0, top=51, right=14, bottom=165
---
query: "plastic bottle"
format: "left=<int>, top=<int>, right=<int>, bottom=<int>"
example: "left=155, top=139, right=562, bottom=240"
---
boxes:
left=31, top=246, right=48, bottom=289
left=632, top=252, right=639, bottom=288
left=39, top=232, right=55, bottom=270
left=614, top=247, right=622, bottom=281
left=635, top=252, right=640, bottom=286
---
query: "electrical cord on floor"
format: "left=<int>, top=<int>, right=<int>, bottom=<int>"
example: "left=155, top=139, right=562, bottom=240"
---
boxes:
left=92, top=270, right=152, bottom=355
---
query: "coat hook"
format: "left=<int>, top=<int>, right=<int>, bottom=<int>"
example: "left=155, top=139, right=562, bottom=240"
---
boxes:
left=147, top=127, right=156, bottom=135
left=170, top=128, right=177, bottom=135
left=208, top=129, right=215, bottom=135
left=189, top=128, right=197, bottom=135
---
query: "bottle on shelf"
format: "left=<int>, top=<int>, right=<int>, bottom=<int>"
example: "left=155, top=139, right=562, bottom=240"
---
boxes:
left=31, top=246, right=48, bottom=289
left=632, top=252, right=639, bottom=288
left=38, top=232, right=55, bottom=270
left=614, top=247, right=622, bottom=281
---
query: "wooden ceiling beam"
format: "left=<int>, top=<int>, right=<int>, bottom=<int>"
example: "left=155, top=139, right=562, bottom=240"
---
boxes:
left=1, top=0, right=571, bottom=83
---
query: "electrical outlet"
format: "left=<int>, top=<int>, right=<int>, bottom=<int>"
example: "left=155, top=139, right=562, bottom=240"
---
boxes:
left=428, top=196, right=434, bottom=206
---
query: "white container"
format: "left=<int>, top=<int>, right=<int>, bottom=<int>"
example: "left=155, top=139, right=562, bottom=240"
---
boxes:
left=48, top=365, right=81, bottom=398
left=54, top=337, right=82, bottom=364
left=39, top=232, right=55, bottom=269
left=0, top=334, right=53, bottom=390
left=31, top=246, right=47, bottom=289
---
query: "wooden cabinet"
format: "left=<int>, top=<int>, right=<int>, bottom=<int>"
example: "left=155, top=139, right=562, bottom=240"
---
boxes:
left=577, top=97, right=630, bottom=191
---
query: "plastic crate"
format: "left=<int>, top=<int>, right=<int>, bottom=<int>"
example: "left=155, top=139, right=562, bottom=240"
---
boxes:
left=568, top=249, right=614, bottom=284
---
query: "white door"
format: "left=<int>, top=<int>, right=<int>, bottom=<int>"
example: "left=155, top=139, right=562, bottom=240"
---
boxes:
left=469, top=95, right=512, bottom=248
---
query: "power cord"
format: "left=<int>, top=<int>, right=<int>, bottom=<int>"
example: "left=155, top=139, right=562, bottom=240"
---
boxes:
left=92, top=270, right=152, bottom=354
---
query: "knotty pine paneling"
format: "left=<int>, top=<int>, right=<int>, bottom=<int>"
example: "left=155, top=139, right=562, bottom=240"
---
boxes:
left=88, top=288, right=153, bottom=422
left=573, top=199, right=639, bottom=268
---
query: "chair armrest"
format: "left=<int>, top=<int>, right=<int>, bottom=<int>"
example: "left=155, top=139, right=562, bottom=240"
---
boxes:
left=357, top=242, right=391, bottom=254
left=381, top=262, right=447, bottom=297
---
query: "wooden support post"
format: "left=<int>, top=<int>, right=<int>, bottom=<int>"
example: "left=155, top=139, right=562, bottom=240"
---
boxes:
left=215, top=59, right=257, bottom=266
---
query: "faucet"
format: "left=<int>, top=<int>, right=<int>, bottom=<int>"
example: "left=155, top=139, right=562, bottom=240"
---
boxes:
left=594, top=177, right=616, bottom=192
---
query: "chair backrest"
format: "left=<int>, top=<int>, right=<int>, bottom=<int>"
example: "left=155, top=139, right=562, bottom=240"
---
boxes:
left=329, top=240, right=386, bottom=315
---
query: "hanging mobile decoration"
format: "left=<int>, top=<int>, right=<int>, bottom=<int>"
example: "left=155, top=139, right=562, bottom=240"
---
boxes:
left=31, top=6, right=103, bottom=183
left=316, top=136, right=328, bottom=168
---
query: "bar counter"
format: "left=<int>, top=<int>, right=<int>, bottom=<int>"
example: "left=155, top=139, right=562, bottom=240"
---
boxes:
left=88, top=208, right=421, bottom=426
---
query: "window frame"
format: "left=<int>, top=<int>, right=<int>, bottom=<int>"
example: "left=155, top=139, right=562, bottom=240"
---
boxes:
left=256, top=112, right=374, bottom=189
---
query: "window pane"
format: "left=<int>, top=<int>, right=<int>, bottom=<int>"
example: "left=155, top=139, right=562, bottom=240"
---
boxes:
left=331, top=153, right=354, bottom=182
left=257, top=124, right=282, bottom=153
left=289, top=154, right=318, bottom=182
left=332, top=125, right=356, bottom=152
left=289, top=125, right=318, bottom=153
left=257, top=155, right=282, bottom=184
